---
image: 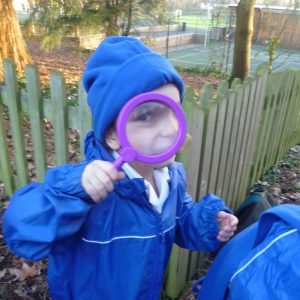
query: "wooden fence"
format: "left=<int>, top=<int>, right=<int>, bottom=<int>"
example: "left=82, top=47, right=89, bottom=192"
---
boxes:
left=1, top=59, right=300, bottom=298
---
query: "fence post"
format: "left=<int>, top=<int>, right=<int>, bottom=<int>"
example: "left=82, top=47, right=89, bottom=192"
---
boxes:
left=165, top=88, right=201, bottom=299
left=0, top=90, right=14, bottom=195
left=239, top=66, right=268, bottom=199
left=25, top=65, right=46, bottom=181
left=197, top=83, right=214, bottom=200
left=78, top=80, right=91, bottom=159
left=227, top=80, right=251, bottom=207
left=50, top=71, right=69, bottom=165
left=4, top=60, right=28, bottom=188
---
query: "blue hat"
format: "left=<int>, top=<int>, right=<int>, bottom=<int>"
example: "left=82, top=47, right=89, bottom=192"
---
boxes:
left=82, top=36, right=185, bottom=141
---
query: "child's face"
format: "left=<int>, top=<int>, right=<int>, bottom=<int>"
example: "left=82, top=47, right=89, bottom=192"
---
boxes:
left=126, top=84, right=180, bottom=156
left=105, top=83, right=181, bottom=168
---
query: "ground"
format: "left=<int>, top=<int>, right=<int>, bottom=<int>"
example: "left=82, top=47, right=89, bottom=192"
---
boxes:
left=1, top=39, right=300, bottom=300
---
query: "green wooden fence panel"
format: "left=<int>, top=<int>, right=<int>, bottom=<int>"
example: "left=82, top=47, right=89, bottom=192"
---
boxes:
left=51, top=71, right=69, bottom=165
left=228, top=81, right=250, bottom=205
left=208, top=98, right=227, bottom=194
left=257, top=89, right=279, bottom=180
left=288, top=72, right=300, bottom=147
left=4, top=60, right=28, bottom=188
left=240, top=68, right=268, bottom=198
left=232, top=78, right=257, bottom=205
left=198, top=102, right=218, bottom=199
left=186, top=104, right=205, bottom=198
left=25, top=65, right=47, bottom=182
left=266, top=73, right=292, bottom=170
left=266, top=72, right=295, bottom=172
left=216, top=92, right=235, bottom=198
left=250, top=92, right=273, bottom=184
left=222, top=87, right=242, bottom=204
left=78, top=80, right=91, bottom=159
left=0, top=92, right=14, bottom=195
left=264, top=72, right=292, bottom=171
left=237, top=66, right=268, bottom=203
left=281, top=72, right=300, bottom=158
left=166, top=89, right=204, bottom=299
left=183, top=92, right=206, bottom=282
left=165, top=88, right=204, bottom=298
left=291, top=73, right=300, bottom=146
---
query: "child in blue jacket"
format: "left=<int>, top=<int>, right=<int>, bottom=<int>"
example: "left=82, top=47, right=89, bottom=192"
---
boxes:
left=3, top=36, right=238, bottom=300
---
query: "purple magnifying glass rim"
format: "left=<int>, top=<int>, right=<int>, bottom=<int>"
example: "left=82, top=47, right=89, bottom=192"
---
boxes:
left=114, top=92, right=187, bottom=167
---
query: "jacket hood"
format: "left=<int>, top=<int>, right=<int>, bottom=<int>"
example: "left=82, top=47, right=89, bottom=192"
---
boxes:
left=82, top=36, right=185, bottom=141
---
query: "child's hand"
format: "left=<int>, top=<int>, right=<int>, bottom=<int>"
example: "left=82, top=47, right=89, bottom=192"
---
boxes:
left=81, top=160, right=125, bottom=202
left=216, top=211, right=238, bottom=242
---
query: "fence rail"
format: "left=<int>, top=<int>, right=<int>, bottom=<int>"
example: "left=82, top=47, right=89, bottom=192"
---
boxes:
left=1, top=59, right=300, bottom=298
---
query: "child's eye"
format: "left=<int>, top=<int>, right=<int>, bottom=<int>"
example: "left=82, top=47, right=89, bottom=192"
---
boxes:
left=135, top=112, right=153, bottom=122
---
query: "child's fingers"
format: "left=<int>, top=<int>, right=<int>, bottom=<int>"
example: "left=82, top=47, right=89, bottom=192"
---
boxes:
left=230, top=216, right=239, bottom=226
left=223, top=225, right=237, bottom=232
left=217, top=211, right=228, bottom=220
left=217, top=229, right=235, bottom=241
left=82, top=160, right=126, bottom=202
left=92, top=161, right=125, bottom=182
left=83, top=179, right=107, bottom=202
left=90, top=168, right=115, bottom=192
left=217, top=212, right=239, bottom=226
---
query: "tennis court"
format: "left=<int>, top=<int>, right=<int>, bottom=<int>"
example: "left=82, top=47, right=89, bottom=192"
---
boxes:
left=165, top=41, right=300, bottom=75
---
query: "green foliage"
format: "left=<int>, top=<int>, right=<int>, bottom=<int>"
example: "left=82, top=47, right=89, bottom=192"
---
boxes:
left=17, top=77, right=78, bottom=107
left=25, top=0, right=167, bottom=51
left=40, top=30, right=64, bottom=52
left=175, top=65, right=230, bottom=79
left=262, top=165, right=281, bottom=184
left=267, top=35, right=280, bottom=74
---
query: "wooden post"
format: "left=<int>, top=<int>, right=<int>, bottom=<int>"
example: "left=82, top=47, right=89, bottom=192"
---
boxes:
left=4, top=60, right=28, bottom=188
left=50, top=71, right=69, bottom=165
left=25, top=65, right=46, bottom=181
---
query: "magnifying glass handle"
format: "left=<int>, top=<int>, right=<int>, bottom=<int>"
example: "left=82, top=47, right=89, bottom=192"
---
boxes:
left=113, top=156, right=125, bottom=171
left=113, top=147, right=137, bottom=170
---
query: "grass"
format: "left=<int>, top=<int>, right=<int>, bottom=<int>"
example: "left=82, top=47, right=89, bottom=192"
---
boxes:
left=176, top=14, right=229, bottom=28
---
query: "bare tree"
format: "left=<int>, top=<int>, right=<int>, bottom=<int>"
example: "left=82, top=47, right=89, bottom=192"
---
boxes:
left=230, top=0, right=255, bottom=83
left=0, top=0, right=32, bottom=81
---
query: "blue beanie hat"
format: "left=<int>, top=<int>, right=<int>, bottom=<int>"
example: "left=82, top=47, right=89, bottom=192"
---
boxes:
left=82, top=36, right=185, bottom=141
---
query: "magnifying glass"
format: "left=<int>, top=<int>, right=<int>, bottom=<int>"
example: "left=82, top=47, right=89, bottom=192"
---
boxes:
left=113, top=92, right=187, bottom=170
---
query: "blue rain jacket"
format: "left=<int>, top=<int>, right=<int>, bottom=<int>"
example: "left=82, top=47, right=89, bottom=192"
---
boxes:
left=3, top=132, right=230, bottom=300
left=196, top=204, right=300, bottom=300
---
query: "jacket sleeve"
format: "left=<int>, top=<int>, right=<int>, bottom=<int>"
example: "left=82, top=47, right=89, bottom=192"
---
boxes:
left=3, top=161, right=94, bottom=261
left=174, top=193, right=232, bottom=252
left=174, top=164, right=232, bottom=252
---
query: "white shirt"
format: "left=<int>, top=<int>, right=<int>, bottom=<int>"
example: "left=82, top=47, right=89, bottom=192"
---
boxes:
left=112, top=151, right=170, bottom=213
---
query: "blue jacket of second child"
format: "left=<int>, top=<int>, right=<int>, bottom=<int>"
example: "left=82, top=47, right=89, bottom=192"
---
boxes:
left=3, top=131, right=230, bottom=300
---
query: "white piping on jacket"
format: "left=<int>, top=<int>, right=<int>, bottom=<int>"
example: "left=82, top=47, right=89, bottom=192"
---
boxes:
left=229, top=228, right=298, bottom=286
left=82, top=224, right=176, bottom=245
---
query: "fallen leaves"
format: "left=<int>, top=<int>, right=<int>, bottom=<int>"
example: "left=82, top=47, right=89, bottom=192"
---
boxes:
left=8, top=262, right=39, bottom=282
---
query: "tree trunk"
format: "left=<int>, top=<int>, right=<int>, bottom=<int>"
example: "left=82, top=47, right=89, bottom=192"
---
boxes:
left=123, top=0, right=133, bottom=36
left=0, top=0, right=32, bottom=81
left=230, top=0, right=255, bottom=83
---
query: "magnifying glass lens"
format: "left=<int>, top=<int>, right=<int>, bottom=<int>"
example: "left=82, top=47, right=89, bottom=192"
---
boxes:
left=126, top=101, right=179, bottom=156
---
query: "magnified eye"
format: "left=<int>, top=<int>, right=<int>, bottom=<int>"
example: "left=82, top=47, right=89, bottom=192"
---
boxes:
left=128, top=101, right=169, bottom=123
left=135, top=111, right=153, bottom=122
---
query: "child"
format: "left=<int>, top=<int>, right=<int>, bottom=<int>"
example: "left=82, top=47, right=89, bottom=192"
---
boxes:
left=3, top=36, right=238, bottom=300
